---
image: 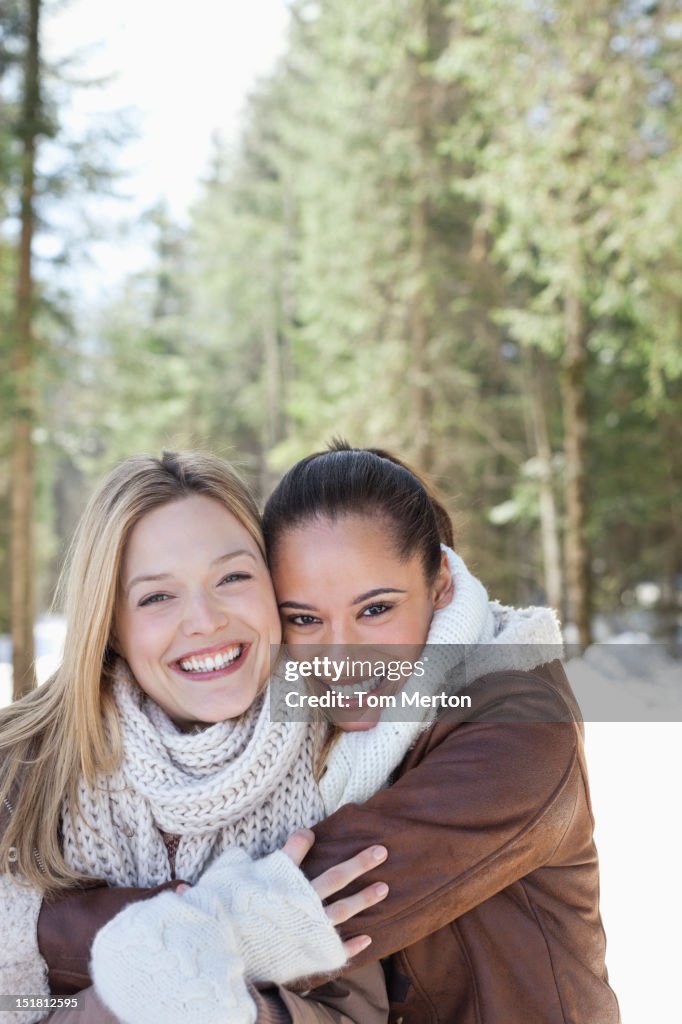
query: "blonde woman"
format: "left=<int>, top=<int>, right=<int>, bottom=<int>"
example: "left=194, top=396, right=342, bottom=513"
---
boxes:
left=0, top=451, right=390, bottom=1024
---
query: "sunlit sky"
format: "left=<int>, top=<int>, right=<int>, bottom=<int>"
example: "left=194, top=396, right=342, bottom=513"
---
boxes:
left=42, top=0, right=290, bottom=295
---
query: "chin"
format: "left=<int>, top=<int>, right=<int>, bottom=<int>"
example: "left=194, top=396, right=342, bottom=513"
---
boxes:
left=186, top=696, right=256, bottom=726
left=339, top=718, right=380, bottom=733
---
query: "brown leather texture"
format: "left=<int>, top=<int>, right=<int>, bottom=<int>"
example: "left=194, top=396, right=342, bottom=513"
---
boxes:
left=302, top=661, right=621, bottom=1023
left=258, top=963, right=389, bottom=1024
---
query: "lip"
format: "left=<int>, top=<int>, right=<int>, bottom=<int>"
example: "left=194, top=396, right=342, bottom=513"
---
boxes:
left=169, top=641, right=251, bottom=682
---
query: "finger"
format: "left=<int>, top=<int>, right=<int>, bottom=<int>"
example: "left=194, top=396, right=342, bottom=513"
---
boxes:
left=174, top=883, right=191, bottom=895
left=281, top=828, right=316, bottom=866
left=342, top=935, right=372, bottom=959
left=325, top=881, right=389, bottom=926
left=312, top=845, right=387, bottom=902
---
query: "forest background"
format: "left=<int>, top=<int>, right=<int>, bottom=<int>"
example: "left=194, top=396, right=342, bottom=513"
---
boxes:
left=1, top=2, right=681, bottom=1021
left=1, top=0, right=681, bottom=693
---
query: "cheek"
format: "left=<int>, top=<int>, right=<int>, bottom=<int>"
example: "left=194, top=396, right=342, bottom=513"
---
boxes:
left=113, top=610, right=135, bottom=660
left=388, top=600, right=434, bottom=645
left=249, top=589, right=282, bottom=644
left=266, top=609, right=282, bottom=645
left=116, top=611, right=166, bottom=666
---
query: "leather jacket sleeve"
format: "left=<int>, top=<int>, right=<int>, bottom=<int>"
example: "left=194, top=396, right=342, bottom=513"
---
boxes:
left=42, top=963, right=388, bottom=1024
left=303, top=664, right=584, bottom=968
left=255, top=963, right=388, bottom=1023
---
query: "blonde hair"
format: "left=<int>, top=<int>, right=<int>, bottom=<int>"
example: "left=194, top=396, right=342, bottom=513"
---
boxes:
left=0, top=451, right=264, bottom=893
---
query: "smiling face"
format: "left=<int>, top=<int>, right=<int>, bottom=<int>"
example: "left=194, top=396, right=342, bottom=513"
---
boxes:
left=115, top=494, right=281, bottom=728
left=270, top=514, right=453, bottom=730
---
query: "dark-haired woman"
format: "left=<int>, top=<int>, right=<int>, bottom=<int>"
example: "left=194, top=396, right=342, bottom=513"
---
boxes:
left=36, top=443, right=619, bottom=1023
left=260, top=442, right=619, bottom=1022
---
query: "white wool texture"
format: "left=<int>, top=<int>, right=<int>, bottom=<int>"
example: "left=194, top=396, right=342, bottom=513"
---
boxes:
left=320, top=547, right=563, bottom=812
left=0, top=874, right=49, bottom=1024
left=92, top=847, right=347, bottom=1016
left=82, top=672, right=342, bottom=1024
left=61, top=663, right=324, bottom=887
left=91, top=886, right=256, bottom=1024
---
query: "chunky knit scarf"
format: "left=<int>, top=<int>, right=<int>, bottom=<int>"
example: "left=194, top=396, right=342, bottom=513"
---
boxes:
left=320, top=546, right=563, bottom=811
left=61, top=661, right=324, bottom=887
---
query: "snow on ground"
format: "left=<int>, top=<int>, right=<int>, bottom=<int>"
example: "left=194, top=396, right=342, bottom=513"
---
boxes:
left=0, top=616, right=65, bottom=706
left=585, top=721, right=680, bottom=1023
left=1, top=625, right=680, bottom=1021
left=565, top=640, right=681, bottom=1023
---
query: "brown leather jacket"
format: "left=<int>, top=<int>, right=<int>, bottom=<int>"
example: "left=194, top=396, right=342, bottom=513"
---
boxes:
left=35, top=660, right=619, bottom=1023
left=303, top=659, right=620, bottom=1023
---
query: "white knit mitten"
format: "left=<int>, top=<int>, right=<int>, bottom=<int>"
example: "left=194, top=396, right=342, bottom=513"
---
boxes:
left=91, top=885, right=256, bottom=1024
left=195, top=846, right=347, bottom=983
left=91, top=847, right=346, bottom=1024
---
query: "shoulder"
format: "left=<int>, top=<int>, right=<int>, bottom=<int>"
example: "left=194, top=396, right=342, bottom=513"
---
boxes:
left=0, top=872, right=49, bottom=1017
left=0, top=787, right=49, bottom=1009
left=400, top=661, right=584, bottom=790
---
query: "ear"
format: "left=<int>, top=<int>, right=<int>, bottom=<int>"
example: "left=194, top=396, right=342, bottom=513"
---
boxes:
left=432, top=550, right=454, bottom=610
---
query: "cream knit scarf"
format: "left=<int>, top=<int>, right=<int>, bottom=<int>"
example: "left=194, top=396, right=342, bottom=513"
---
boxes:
left=61, top=661, right=324, bottom=887
left=320, top=547, right=563, bottom=811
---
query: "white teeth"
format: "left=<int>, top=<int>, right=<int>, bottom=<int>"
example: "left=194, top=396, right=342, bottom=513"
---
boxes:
left=179, top=646, right=242, bottom=673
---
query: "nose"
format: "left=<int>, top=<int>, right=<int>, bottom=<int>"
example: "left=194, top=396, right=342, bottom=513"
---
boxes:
left=295, top=619, right=339, bottom=647
left=315, top=621, right=360, bottom=651
left=182, top=590, right=228, bottom=636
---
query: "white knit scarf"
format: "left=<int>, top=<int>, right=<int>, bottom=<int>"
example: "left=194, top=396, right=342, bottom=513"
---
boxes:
left=61, top=662, right=324, bottom=887
left=60, top=548, right=561, bottom=882
left=320, top=547, right=563, bottom=811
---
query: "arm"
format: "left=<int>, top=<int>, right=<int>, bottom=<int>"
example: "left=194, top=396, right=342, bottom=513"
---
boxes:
left=89, top=842, right=388, bottom=1024
left=43, top=988, right=117, bottom=1024
left=43, top=963, right=388, bottom=1024
left=38, top=668, right=577, bottom=986
left=254, top=963, right=388, bottom=1024
left=38, top=841, right=387, bottom=994
left=303, top=666, right=583, bottom=968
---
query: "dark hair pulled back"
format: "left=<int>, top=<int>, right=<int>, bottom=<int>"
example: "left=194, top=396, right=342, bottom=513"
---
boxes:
left=262, top=439, right=454, bottom=582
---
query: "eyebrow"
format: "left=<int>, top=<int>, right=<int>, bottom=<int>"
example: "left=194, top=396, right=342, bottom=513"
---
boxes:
left=125, top=549, right=257, bottom=596
left=278, top=587, right=407, bottom=611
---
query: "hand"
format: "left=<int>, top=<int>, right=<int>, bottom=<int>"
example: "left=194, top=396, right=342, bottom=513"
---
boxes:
left=282, top=828, right=388, bottom=958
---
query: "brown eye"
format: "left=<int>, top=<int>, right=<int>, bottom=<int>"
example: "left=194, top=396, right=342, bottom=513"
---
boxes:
left=361, top=603, right=391, bottom=617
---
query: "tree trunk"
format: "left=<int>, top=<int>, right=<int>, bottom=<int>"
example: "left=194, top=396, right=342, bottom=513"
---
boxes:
left=409, top=27, right=433, bottom=473
left=11, top=0, right=41, bottom=699
left=259, top=280, right=283, bottom=497
left=528, top=353, right=563, bottom=613
left=562, top=278, right=592, bottom=649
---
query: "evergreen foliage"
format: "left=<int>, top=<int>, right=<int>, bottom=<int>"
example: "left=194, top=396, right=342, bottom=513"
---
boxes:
left=2, top=0, right=681, bottom=646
